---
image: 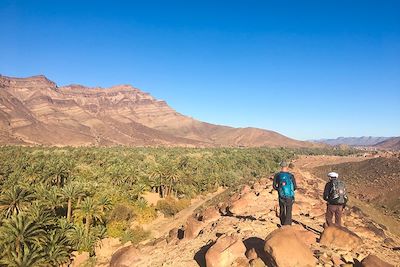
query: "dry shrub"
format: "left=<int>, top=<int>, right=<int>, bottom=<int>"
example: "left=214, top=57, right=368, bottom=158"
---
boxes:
left=120, top=226, right=150, bottom=245
left=106, top=220, right=129, bottom=238
left=109, top=203, right=135, bottom=221
left=156, top=197, right=191, bottom=217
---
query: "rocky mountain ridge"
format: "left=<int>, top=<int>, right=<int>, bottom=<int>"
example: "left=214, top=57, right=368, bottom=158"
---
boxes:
left=0, top=75, right=319, bottom=147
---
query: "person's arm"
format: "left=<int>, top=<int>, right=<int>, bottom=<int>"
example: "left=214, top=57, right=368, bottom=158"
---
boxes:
left=291, top=174, right=297, bottom=191
left=323, top=182, right=330, bottom=201
left=273, top=173, right=279, bottom=190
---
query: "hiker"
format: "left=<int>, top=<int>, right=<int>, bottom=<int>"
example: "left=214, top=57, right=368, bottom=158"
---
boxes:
left=273, top=161, right=297, bottom=225
left=323, top=172, right=348, bottom=227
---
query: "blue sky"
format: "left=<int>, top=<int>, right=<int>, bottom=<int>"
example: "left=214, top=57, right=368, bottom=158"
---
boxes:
left=1, top=0, right=399, bottom=140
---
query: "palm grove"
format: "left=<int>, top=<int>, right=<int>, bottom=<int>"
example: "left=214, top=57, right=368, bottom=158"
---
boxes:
left=0, top=146, right=354, bottom=266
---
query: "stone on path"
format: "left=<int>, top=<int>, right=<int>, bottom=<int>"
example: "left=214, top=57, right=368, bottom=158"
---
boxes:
left=319, top=225, right=362, bottom=251
left=264, top=226, right=317, bottom=267
left=205, top=234, right=247, bottom=267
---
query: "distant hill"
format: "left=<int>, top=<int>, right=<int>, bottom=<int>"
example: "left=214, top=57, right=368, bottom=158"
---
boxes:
left=0, top=75, right=320, bottom=148
left=312, top=136, right=391, bottom=147
left=374, top=137, right=400, bottom=150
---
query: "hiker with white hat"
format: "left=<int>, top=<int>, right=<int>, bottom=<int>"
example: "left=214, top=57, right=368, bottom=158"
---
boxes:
left=323, top=172, right=348, bottom=227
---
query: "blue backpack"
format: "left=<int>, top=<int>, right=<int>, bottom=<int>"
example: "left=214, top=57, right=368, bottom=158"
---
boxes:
left=278, top=172, right=294, bottom=198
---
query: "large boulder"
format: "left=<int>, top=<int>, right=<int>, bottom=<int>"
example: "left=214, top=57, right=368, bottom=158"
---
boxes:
left=290, top=225, right=317, bottom=247
left=319, top=225, right=362, bottom=251
left=229, top=198, right=249, bottom=215
left=110, top=245, right=143, bottom=267
left=361, top=254, right=394, bottom=267
left=201, top=207, right=221, bottom=223
left=264, top=226, right=317, bottom=267
left=184, top=217, right=204, bottom=239
left=229, top=192, right=258, bottom=215
left=205, top=234, right=247, bottom=267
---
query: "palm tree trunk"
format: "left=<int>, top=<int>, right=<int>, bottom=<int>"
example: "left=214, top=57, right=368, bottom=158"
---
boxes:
left=67, top=198, right=72, bottom=222
left=85, top=216, right=91, bottom=236
left=15, top=237, right=20, bottom=257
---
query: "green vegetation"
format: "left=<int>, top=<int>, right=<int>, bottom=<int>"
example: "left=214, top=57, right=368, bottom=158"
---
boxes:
left=0, top=146, right=355, bottom=265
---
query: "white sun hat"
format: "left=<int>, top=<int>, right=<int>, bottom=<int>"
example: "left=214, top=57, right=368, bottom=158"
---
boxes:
left=327, top=172, right=339, bottom=178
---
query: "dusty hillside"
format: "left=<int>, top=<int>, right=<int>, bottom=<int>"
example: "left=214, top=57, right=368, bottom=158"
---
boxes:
left=312, top=157, right=400, bottom=220
left=375, top=137, right=400, bottom=150
left=86, top=158, right=400, bottom=267
left=0, top=75, right=320, bottom=147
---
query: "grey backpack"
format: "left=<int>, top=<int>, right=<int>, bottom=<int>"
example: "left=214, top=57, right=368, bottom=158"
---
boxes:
left=329, top=179, right=348, bottom=204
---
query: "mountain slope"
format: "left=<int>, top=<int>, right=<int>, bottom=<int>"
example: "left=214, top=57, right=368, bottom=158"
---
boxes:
left=0, top=75, right=318, bottom=147
left=374, top=137, right=400, bottom=150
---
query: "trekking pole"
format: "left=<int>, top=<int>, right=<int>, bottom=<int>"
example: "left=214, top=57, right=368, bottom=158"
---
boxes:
left=292, top=219, right=322, bottom=235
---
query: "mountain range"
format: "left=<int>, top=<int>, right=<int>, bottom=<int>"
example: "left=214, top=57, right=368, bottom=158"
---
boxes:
left=313, top=136, right=400, bottom=150
left=0, top=75, right=320, bottom=148
left=312, top=136, right=391, bottom=147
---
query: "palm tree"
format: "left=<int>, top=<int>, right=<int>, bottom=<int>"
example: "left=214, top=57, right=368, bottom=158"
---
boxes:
left=61, top=183, right=84, bottom=222
left=97, top=196, right=112, bottom=213
left=0, top=245, right=45, bottom=267
left=44, top=230, right=72, bottom=266
left=42, top=186, right=62, bottom=214
left=66, top=224, right=85, bottom=250
left=0, top=212, right=46, bottom=259
left=28, top=203, right=56, bottom=230
left=74, top=197, right=103, bottom=235
left=0, top=186, right=34, bottom=218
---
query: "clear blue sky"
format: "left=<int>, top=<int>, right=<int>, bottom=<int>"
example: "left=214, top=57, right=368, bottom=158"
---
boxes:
left=1, top=0, right=399, bottom=140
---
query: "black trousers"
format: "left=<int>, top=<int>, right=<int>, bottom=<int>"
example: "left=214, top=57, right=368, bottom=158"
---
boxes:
left=279, top=197, right=294, bottom=225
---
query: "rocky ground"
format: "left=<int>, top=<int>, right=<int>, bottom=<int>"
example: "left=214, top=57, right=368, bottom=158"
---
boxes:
left=78, top=156, right=400, bottom=267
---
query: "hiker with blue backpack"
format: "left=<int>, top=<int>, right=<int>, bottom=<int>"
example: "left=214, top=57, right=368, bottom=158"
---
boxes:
left=273, top=161, right=297, bottom=226
left=323, top=172, right=348, bottom=227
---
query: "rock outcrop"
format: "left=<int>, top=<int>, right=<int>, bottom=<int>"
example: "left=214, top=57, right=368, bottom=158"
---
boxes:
left=184, top=217, right=204, bottom=239
left=319, top=225, right=363, bottom=251
left=205, top=234, right=247, bottom=267
left=110, top=245, right=143, bottom=267
left=361, top=254, right=394, bottom=267
left=264, top=226, right=317, bottom=267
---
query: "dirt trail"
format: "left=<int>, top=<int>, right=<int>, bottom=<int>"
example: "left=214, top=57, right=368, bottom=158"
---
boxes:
left=143, top=187, right=225, bottom=239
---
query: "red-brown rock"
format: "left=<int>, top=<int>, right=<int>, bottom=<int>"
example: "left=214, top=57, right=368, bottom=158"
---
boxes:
left=201, top=207, right=221, bottom=223
left=205, top=234, right=247, bottom=267
left=319, top=225, right=362, bottom=251
left=110, top=245, right=143, bottom=267
left=184, top=217, right=203, bottom=239
left=229, top=198, right=249, bottom=215
left=361, top=254, right=394, bottom=267
left=264, top=226, right=317, bottom=267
